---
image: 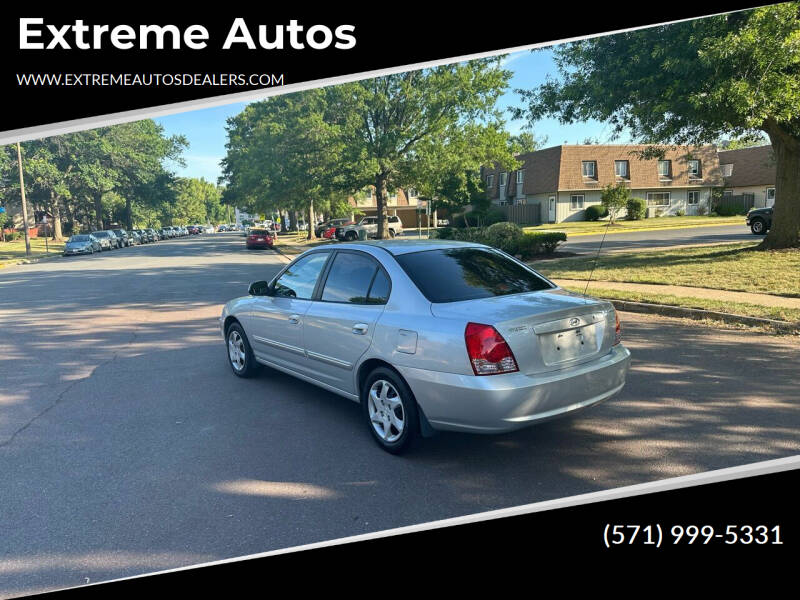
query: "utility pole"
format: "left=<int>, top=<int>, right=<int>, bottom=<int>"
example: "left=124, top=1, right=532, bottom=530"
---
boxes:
left=16, top=142, right=31, bottom=256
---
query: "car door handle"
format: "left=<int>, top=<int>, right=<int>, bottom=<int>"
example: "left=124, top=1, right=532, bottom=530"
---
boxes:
left=352, top=323, right=369, bottom=335
left=288, top=314, right=301, bottom=325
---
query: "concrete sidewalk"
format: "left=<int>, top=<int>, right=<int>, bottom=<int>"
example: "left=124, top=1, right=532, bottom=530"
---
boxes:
left=553, top=278, right=800, bottom=309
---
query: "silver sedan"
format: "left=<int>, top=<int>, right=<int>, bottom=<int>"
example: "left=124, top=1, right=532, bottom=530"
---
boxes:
left=220, top=240, right=631, bottom=453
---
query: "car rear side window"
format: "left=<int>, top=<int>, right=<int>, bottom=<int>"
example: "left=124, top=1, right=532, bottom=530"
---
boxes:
left=321, top=252, right=379, bottom=304
left=274, top=253, right=330, bottom=300
left=396, top=247, right=553, bottom=303
left=367, top=269, right=390, bottom=304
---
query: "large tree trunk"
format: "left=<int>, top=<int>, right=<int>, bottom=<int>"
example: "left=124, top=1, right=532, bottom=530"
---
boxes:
left=761, top=121, right=800, bottom=249
left=125, top=197, right=133, bottom=230
left=94, top=194, right=104, bottom=230
left=51, top=195, right=64, bottom=241
left=375, top=174, right=390, bottom=239
left=307, top=199, right=316, bottom=240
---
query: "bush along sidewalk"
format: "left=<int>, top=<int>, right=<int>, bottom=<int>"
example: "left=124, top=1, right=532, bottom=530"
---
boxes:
left=435, top=222, right=566, bottom=259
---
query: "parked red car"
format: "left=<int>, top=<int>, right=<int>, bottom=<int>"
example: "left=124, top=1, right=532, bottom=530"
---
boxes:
left=322, top=226, right=337, bottom=239
left=246, top=228, right=275, bottom=249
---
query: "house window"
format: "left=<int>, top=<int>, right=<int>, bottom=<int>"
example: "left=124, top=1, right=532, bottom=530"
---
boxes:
left=688, top=160, right=701, bottom=178
left=766, top=187, right=775, bottom=205
left=658, top=160, right=672, bottom=178
left=407, top=188, right=417, bottom=198
left=723, top=190, right=733, bottom=197
left=499, top=172, right=507, bottom=186
left=365, top=188, right=373, bottom=199
left=570, top=194, right=585, bottom=210
left=721, top=164, right=733, bottom=177
left=581, top=161, right=597, bottom=178
left=516, top=170, right=524, bottom=184
left=688, top=191, right=700, bottom=205
left=646, top=192, right=671, bottom=206
left=614, top=160, right=629, bottom=178
left=486, top=175, right=494, bottom=188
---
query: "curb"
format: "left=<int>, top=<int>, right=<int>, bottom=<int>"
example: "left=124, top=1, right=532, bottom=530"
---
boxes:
left=608, top=299, right=799, bottom=332
left=270, top=245, right=293, bottom=263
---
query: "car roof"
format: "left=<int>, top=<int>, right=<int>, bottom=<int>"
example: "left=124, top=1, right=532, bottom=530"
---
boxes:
left=333, top=239, right=486, bottom=256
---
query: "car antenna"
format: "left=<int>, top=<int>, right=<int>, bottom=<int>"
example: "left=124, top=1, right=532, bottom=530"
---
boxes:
left=582, top=215, right=613, bottom=303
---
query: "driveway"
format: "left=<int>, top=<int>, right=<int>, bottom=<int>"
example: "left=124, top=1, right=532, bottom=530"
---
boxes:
left=1, top=232, right=797, bottom=596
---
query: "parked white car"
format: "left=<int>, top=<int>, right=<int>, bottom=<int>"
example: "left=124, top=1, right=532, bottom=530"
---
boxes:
left=337, top=216, right=403, bottom=241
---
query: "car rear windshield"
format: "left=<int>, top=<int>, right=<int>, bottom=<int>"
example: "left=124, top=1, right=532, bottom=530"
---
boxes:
left=70, top=235, right=90, bottom=242
left=395, top=247, right=554, bottom=303
left=92, top=231, right=109, bottom=237
left=250, top=229, right=269, bottom=235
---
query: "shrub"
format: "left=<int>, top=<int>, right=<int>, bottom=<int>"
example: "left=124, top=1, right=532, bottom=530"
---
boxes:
left=517, top=231, right=567, bottom=258
left=485, top=222, right=524, bottom=254
left=716, top=204, right=748, bottom=216
left=435, top=223, right=564, bottom=257
left=584, top=205, right=606, bottom=221
left=482, top=207, right=507, bottom=226
left=676, top=209, right=686, bottom=217
left=626, top=197, right=646, bottom=220
left=4, top=231, right=20, bottom=241
left=697, top=204, right=708, bottom=216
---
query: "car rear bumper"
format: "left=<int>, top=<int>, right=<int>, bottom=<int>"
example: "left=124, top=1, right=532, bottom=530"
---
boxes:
left=246, top=241, right=274, bottom=248
left=396, top=344, right=631, bottom=433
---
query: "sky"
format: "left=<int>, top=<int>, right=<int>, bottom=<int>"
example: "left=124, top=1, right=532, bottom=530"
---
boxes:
left=155, top=48, right=633, bottom=183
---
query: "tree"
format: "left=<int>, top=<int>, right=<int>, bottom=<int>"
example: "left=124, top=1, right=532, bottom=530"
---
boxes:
left=514, top=3, right=800, bottom=248
left=509, top=131, right=548, bottom=154
left=601, top=183, right=631, bottom=223
left=221, top=89, right=341, bottom=239
left=329, top=59, right=514, bottom=238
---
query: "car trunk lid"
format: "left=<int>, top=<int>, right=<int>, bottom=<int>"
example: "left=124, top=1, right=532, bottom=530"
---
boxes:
left=431, top=289, right=616, bottom=375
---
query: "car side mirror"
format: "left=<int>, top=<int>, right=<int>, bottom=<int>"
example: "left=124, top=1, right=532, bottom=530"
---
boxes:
left=248, top=280, right=271, bottom=296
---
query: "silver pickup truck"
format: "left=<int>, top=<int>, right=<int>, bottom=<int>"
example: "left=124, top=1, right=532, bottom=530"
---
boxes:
left=337, top=216, right=403, bottom=240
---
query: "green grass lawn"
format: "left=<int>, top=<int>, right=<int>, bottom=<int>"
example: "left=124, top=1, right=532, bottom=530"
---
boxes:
left=533, top=242, right=800, bottom=298
left=0, top=237, right=65, bottom=266
left=524, top=215, right=744, bottom=236
left=561, top=285, right=800, bottom=323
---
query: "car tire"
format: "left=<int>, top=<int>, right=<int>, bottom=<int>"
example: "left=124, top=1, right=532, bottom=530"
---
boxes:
left=388, top=229, right=396, bottom=238
left=750, top=219, right=766, bottom=235
left=362, top=367, right=419, bottom=454
left=345, top=231, right=358, bottom=241
left=226, top=322, right=260, bottom=378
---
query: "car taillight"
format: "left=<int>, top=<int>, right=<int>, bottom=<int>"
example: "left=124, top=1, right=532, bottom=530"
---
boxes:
left=614, top=311, right=622, bottom=345
left=464, top=322, right=519, bottom=376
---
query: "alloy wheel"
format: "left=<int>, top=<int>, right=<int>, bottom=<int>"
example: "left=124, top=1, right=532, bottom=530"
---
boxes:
left=367, top=380, right=405, bottom=442
left=228, top=329, right=246, bottom=372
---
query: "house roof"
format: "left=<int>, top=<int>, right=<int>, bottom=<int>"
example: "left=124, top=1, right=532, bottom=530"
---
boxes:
left=483, top=144, right=723, bottom=198
left=717, top=145, right=775, bottom=187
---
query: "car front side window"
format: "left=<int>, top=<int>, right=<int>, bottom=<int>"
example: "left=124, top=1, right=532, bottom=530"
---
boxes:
left=273, top=253, right=330, bottom=299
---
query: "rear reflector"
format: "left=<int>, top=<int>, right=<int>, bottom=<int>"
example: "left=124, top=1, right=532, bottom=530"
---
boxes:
left=614, top=311, right=622, bottom=345
left=465, top=322, right=519, bottom=376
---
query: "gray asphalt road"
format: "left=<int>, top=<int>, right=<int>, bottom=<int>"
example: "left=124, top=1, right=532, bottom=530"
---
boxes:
left=561, top=224, right=754, bottom=254
left=1, top=233, right=798, bottom=597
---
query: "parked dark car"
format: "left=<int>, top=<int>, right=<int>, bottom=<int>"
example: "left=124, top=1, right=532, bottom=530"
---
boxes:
left=111, top=229, right=131, bottom=247
left=90, top=230, right=116, bottom=250
left=187, top=225, right=201, bottom=235
left=63, top=234, right=101, bottom=256
left=315, top=218, right=352, bottom=238
left=746, top=207, right=773, bottom=235
left=246, top=228, right=275, bottom=249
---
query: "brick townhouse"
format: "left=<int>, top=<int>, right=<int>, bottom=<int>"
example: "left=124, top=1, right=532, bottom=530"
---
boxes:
left=348, top=186, right=437, bottom=228
left=717, top=145, right=776, bottom=208
left=482, top=144, right=723, bottom=223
